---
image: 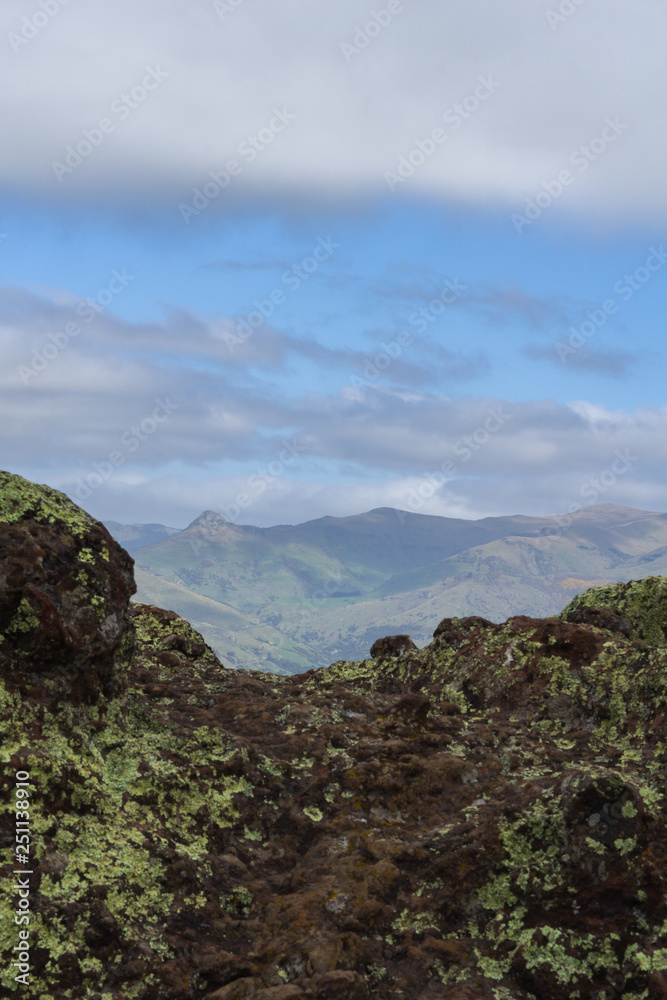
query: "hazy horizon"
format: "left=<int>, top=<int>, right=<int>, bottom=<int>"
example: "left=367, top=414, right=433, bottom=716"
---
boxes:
left=102, top=499, right=665, bottom=533
left=3, top=1, right=666, bottom=528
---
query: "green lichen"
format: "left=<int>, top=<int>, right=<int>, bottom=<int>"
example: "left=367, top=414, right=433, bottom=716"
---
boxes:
left=393, top=908, right=440, bottom=934
left=129, top=605, right=218, bottom=669
left=614, top=836, right=637, bottom=856
left=91, top=594, right=105, bottom=618
left=224, top=887, right=253, bottom=918
left=324, top=783, right=339, bottom=804
left=562, top=577, right=667, bottom=646
left=4, top=597, right=40, bottom=635
left=367, top=963, right=387, bottom=983
left=0, top=470, right=95, bottom=537
left=0, top=629, right=251, bottom=997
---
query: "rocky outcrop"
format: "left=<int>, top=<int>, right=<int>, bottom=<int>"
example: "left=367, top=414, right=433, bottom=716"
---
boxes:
left=369, top=634, right=417, bottom=660
left=0, top=471, right=135, bottom=702
left=1, top=471, right=667, bottom=999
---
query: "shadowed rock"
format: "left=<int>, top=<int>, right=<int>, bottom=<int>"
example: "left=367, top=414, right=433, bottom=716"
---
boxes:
left=2, top=471, right=667, bottom=999
left=0, top=470, right=135, bottom=702
left=370, top=634, right=418, bottom=660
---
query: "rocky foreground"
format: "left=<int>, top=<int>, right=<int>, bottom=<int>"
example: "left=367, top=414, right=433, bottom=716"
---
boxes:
left=1, top=472, right=667, bottom=999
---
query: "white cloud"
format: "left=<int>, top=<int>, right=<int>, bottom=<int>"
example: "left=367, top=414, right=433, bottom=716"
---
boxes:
left=2, top=280, right=666, bottom=527
left=2, top=0, right=666, bottom=224
left=1, top=288, right=665, bottom=475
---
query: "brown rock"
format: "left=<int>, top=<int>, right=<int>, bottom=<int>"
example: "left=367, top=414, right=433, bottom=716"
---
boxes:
left=206, top=979, right=261, bottom=1000
left=432, top=616, right=495, bottom=648
left=370, top=634, right=417, bottom=659
left=314, top=970, right=369, bottom=998
left=255, top=986, right=306, bottom=1000
left=442, top=988, right=492, bottom=1000
left=0, top=471, right=135, bottom=702
left=649, top=971, right=667, bottom=998
left=3, top=472, right=667, bottom=1000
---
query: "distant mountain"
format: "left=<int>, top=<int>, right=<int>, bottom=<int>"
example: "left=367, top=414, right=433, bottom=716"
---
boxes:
left=118, top=503, right=667, bottom=673
left=8, top=467, right=667, bottom=997
left=104, top=520, right=180, bottom=552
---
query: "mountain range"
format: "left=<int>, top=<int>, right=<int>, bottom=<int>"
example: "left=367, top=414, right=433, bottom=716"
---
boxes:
left=105, top=502, right=667, bottom=674
left=5, top=468, right=667, bottom=997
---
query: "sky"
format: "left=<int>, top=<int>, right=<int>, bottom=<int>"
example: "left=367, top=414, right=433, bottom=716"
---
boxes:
left=1, top=0, right=666, bottom=528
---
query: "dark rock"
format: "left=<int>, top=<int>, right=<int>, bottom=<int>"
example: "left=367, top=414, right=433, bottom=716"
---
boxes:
left=649, top=971, right=667, bottom=998
left=560, top=577, right=667, bottom=644
left=314, top=969, right=369, bottom=998
left=0, top=470, right=135, bottom=702
left=370, top=634, right=417, bottom=659
left=432, top=616, right=495, bottom=648
left=390, top=692, right=431, bottom=721
left=2, top=471, right=667, bottom=999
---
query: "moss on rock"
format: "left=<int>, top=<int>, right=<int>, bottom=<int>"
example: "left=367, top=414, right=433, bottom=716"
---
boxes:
left=1, top=471, right=667, bottom=998
left=0, top=470, right=95, bottom=536
left=0, top=469, right=136, bottom=703
left=561, top=576, right=667, bottom=645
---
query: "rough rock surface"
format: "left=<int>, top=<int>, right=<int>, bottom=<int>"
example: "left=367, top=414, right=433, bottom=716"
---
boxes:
left=1, top=472, right=667, bottom=999
left=0, top=470, right=135, bottom=702
left=370, top=635, right=418, bottom=661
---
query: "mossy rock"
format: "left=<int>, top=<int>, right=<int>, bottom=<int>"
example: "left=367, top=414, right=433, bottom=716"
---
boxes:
left=561, top=576, right=667, bottom=645
left=1, top=471, right=667, bottom=998
left=0, top=470, right=135, bottom=702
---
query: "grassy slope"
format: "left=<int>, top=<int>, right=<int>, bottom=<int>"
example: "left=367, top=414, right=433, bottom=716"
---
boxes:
left=126, top=505, right=667, bottom=673
left=132, top=569, right=314, bottom=674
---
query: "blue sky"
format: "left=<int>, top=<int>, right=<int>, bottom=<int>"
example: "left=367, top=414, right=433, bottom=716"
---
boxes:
left=2, top=0, right=666, bottom=526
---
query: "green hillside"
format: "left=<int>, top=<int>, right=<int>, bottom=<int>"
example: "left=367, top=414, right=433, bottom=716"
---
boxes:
left=109, top=504, right=667, bottom=673
left=133, top=569, right=314, bottom=674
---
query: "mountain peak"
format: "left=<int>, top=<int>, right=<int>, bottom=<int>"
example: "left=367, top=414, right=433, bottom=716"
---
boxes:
left=186, top=510, right=228, bottom=530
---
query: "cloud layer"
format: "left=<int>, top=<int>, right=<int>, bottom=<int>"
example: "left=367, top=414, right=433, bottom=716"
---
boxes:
left=2, top=287, right=664, bottom=526
left=4, top=1, right=665, bottom=528
left=3, top=0, right=667, bottom=223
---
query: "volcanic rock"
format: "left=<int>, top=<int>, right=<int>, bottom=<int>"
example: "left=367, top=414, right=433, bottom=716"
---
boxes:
left=1, top=471, right=667, bottom=999
left=369, top=634, right=418, bottom=660
left=0, top=470, right=135, bottom=702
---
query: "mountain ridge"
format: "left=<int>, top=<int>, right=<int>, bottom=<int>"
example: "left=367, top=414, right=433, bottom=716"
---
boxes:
left=104, top=503, right=667, bottom=673
left=4, top=467, right=667, bottom=998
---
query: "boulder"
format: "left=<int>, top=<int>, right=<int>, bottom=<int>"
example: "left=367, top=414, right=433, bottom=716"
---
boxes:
left=370, top=634, right=417, bottom=660
left=2, top=470, right=667, bottom=999
left=0, top=470, right=135, bottom=701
